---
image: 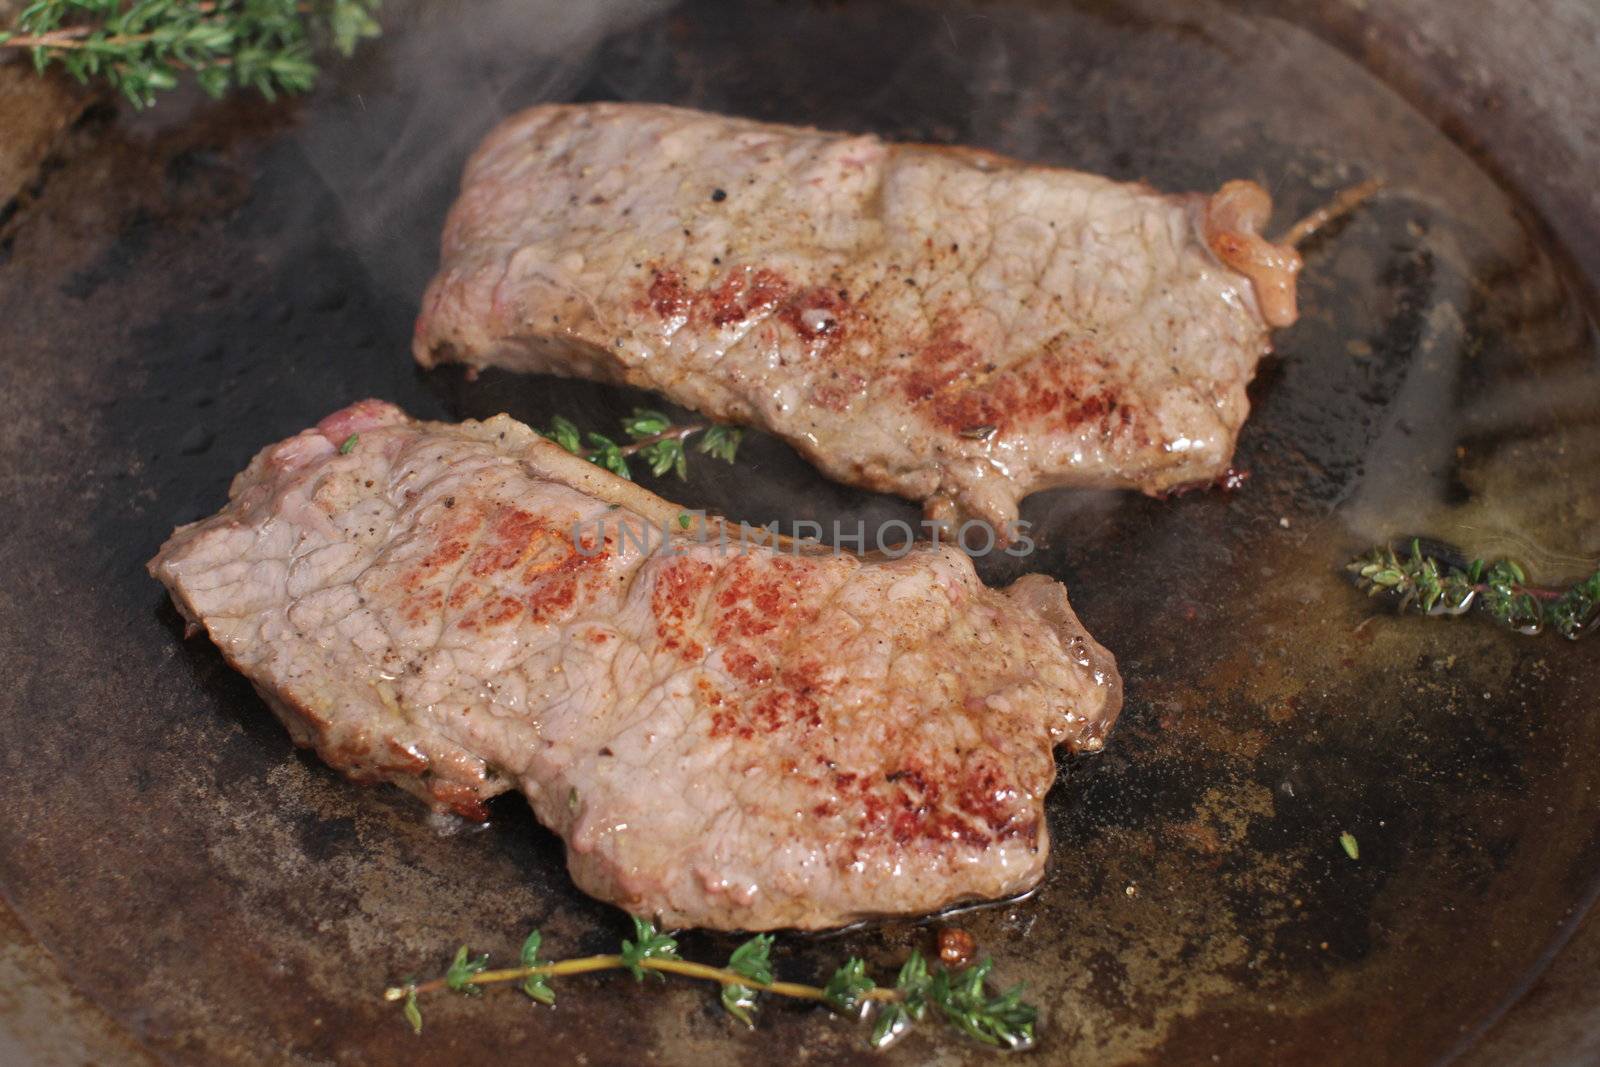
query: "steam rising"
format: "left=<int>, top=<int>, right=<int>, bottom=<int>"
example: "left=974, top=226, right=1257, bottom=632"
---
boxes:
left=293, top=0, right=672, bottom=304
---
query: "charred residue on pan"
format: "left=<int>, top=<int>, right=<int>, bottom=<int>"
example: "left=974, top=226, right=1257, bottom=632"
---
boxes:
left=0, top=0, right=1598, bottom=1065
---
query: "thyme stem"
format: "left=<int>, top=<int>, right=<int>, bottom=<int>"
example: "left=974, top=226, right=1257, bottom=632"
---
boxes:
left=1279, top=178, right=1384, bottom=248
left=607, top=423, right=705, bottom=460
left=397, top=954, right=897, bottom=1002
left=3, top=30, right=149, bottom=50
left=387, top=918, right=1036, bottom=1049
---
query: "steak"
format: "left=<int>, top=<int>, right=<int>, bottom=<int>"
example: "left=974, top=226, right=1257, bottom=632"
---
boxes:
left=414, top=103, right=1302, bottom=533
left=149, top=400, right=1121, bottom=930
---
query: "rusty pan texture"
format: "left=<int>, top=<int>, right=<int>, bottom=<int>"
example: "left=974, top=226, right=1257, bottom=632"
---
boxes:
left=0, top=1, right=1597, bottom=1064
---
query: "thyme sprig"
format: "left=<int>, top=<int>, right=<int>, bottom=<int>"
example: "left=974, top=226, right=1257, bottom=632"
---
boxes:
left=1349, top=539, right=1600, bottom=639
left=385, top=918, right=1037, bottom=1051
left=544, top=408, right=743, bottom=482
left=0, top=0, right=382, bottom=107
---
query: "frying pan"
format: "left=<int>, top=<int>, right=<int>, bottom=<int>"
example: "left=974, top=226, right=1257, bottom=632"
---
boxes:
left=2, top=1, right=1597, bottom=1063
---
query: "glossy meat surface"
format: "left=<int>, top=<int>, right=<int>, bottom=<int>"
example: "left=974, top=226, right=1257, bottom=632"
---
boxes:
left=414, top=103, right=1299, bottom=530
left=149, top=401, right=1121, bottom=929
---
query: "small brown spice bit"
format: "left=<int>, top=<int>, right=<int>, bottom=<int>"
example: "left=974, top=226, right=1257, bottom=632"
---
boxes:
left=938, top=927, right=977, bottom=968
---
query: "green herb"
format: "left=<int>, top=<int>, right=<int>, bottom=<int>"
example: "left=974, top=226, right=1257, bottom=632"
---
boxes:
left=541, top=407, right=743, bottom=482
left=1551, top=570, right=1600, bottom=638
left=822, top=956, right=875, bottom=1015
left=519, top=930, right=555, bottom=1005
left=871, top=949, right=930, bottom=1048
left=385, top=918, right=1037, bottom=1051
left=401, top=986, right=422, bottom=1034
left=546, top=415, right=582, bottom=455
left=0, top=0, right=382, bottom=108
left=618, top=915, right=680, bottom=981
left=444, top=945, right=489, bottom=995
left=896, top=949, right=931, bottom=1015
left=621, top=409, right=689, bottom=478
left=871, top=994, right=911, bottom=1046
left=1349, top=539, right=1600, bottom=639
left=720, top=934, right=773, bottom=1026
left=584, top=432, right=631, bottom=481
left=1340, top=831, right=1359, bottom=860
left=678, top=512, right=692, bottom=530
left=926, top=959, right=1037, bottom=1049
left=338, top=433, right=358, bottom=454
left=696, top=424, right=743, bottom=465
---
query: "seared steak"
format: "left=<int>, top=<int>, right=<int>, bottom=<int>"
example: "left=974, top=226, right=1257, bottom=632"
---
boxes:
left=414, top=103, right=1301, bottom=532
left=149, top=401, right=1121, bottom=930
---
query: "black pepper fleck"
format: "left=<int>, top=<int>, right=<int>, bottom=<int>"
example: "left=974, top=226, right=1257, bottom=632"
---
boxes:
left=711, top=188, right=727, bottom=202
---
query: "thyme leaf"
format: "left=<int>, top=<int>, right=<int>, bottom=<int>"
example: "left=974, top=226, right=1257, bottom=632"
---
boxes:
left=401, top=987, right=422, bottom=1034
left=870, top=950, right=932, bottom=1048
left=822, top=957, right=875, bottom=1015
left=871, top=1000, right=912, bottom=1049
left=618, top=916, right=680, bottom=981
left=719, top=934, right=774, bottom=1026
left=894, top=949, right=931, bottom=1019
left=621, top=409, right=671, bottom=437
left=1552, top=570, right=1600, bottom=639
left=582, top=432, right=628, bottom=480
left=546, top=415, right=582, bottom=455
left=696, top=424, right=743, bottom=464
left=519, top=930, right=554, bottom=1005
left=444, top=945, right=489, bottom=995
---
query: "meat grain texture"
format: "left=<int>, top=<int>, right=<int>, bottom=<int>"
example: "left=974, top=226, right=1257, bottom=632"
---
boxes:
left=415, top=103, right=1302, bottom=532
left=149, top=401, right=1122, bottom=930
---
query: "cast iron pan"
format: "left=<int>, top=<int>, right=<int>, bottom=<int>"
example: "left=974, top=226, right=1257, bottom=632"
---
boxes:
left=1, top=1, right=1597, bottom=1063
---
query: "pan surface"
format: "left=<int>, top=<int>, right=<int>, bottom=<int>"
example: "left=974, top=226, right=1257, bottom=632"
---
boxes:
left=1, top=1, right=1597, bottom=1064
